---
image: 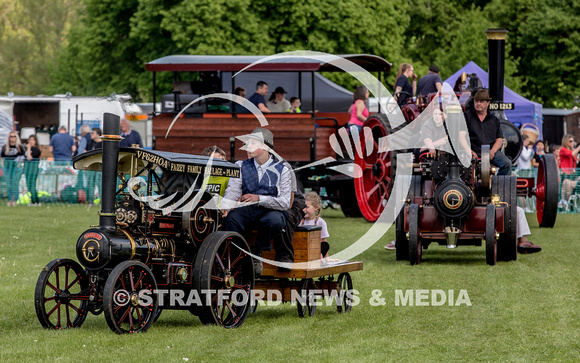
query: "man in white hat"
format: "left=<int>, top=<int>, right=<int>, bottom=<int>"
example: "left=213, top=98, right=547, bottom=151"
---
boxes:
left=222, top=127, right=293, bottom=273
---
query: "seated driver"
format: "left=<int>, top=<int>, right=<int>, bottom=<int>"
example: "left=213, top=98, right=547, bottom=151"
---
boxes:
left=465, top=89, right=541, bottom=254
left=221, top=127, right=293, bottom=274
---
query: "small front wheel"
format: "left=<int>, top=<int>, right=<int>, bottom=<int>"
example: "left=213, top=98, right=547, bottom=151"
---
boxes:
left=35, top=259, right=90, bottom=329
left=297, top=278, right=317, bottom=318
left=103, top=261, right=158, bottom=334
left=336, top=273, right=353, bottom=313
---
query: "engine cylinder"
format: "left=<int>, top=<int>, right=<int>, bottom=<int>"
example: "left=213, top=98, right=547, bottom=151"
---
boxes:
left=75, top=228, right=177, bottom=271
left=433, top=178, right=474, bottom=219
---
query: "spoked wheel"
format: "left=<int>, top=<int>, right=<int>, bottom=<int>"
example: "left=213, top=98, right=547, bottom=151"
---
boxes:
left=35, top=258, right=89, bottom=329
left=408, top=204, right=421, bottom=265
left=536, top=153, right=558, bottom=227
left=493, top=175, right=518, bottom=262
left=485, top=204, right=497, bottom=266
left=103, top=261, right=158, bottom=334
left=354, top=114, right=395, bottom=222
left=336, top=273, right=353, bottom=313
left=297, top=278, right=317, bottom=318
left=193, top=231, right=254, bottom=328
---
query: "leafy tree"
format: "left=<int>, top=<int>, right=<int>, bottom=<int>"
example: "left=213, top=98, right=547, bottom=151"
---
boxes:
left=48, top=0, right=149, bottom=99
left=515, top=0, right=580, bottom=107
left=0, top=0, right=79, bottom=95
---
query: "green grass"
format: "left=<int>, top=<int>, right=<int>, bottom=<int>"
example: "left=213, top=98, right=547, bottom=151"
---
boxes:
left=0, top=205, right=578, bottom=361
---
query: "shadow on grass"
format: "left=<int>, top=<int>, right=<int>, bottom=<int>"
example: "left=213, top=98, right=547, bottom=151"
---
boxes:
left=419, top=249, right=488, bottom=265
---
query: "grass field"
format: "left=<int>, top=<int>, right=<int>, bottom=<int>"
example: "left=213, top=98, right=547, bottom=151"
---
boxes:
left=0, top=205, right=578, bottom=361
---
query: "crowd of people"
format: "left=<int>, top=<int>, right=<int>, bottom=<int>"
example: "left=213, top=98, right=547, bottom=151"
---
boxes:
left=235, top=81, right=302, bottom=114
left=2, top=67, right=571, bottom=269
left=1, top=118, right=142, bottom=207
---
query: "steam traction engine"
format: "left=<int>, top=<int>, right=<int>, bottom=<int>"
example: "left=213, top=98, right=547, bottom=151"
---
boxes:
left=364, top=103, right=558, bottom=266
left=34, top=113, right=254, bottom=333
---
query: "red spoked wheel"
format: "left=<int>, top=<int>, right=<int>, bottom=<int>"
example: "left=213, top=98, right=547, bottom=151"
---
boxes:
left=35, top=258, right=90, bottom=329
left=354, top=114, right=395, bottom=222
left=193, top=231, right=254, bottom=328
left=536, top=153, right=558, bottom=228
left=103, top=261, right=158, bottom=334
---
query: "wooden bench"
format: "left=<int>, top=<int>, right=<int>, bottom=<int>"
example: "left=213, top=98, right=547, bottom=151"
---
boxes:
left=153, top=113, right=318, bottom=162
left=152, top=112, right=358, bottom=163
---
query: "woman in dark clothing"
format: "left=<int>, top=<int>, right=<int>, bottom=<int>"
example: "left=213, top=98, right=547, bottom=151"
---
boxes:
left=24, top=134, right=42, bottom=206
left=86, top=128, right=103, bottom=205
left=1, top=131, right=25, bottom=206
left=394, top=63, right=417, bottom=105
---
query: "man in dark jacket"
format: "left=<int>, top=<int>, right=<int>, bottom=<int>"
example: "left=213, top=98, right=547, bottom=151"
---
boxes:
left=464, top=89, right=512, bottom=175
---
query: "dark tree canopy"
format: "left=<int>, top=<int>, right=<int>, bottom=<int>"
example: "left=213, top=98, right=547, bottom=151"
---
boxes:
left=0, top=0, right=577, bottom=108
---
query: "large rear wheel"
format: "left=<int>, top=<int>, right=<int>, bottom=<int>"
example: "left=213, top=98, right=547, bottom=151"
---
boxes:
left=193, top=231, right=254, bottom=328
left=408, top=204, right=421, bottom=265
left=493, top=175, right=517, bottom=262
left=536, top=154, right=558, bottom=227
left=354, top=114, right=395, bottom=222
left=485, top=204, right=497, bottom=266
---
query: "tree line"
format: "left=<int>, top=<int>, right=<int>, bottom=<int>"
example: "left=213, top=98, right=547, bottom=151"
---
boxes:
left=0, top=0, right=578, bottom=108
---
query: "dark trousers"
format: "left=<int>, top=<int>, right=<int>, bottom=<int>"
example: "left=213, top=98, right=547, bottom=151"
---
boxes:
left=4, top=160, right=22, bottom=202
left=23, top=161, right=39, bottom=204
left=492, top=150, right=512, bottom=175
left=225, top=205, right=288, bottom=256
left=277, top=197, right=307, bottom=261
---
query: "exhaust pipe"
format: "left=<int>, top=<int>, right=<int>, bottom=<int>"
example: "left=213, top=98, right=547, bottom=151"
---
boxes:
left=99, top=113, right=121, bottom=231
left=445, top=226, right=460, bottom=249
left=486, top=28, right=509, bottom=120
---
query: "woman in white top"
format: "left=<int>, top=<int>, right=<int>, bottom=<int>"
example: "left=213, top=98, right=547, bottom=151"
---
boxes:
left=266, top=86, right=291, bottom=113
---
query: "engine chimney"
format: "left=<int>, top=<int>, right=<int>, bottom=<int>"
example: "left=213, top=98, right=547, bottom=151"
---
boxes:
left=486, top=28, right=509, bottom=119
left=99, top=113, right=121, bottom=230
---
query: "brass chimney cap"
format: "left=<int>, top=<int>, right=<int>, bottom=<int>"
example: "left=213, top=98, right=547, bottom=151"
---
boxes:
left=486, top=28, right=509, bottom=40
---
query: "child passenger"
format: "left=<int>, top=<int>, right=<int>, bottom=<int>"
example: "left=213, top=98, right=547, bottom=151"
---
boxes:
left=300, top=192, right=330, bottom=259
left=287, top=97, right=301, bottom=113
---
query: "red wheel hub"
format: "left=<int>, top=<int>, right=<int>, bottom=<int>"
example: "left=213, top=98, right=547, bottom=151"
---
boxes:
left=354, top=116, right=394, bottom=222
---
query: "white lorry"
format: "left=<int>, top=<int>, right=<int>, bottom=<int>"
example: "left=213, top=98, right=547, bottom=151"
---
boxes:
left=0, top=94, right=149, bottom=150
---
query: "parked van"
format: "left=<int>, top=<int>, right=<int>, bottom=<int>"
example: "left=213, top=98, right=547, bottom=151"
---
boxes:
left=0, top=94, right=147, bottom=148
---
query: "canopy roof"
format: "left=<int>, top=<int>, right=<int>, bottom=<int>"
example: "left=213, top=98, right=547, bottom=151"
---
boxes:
left=145, top=54, right=392, bottom=72
left=73, top=147, right=240, bottom=178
